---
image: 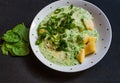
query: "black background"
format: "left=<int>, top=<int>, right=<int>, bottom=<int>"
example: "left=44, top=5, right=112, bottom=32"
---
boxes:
left=0, top=0, right=120, bottom=83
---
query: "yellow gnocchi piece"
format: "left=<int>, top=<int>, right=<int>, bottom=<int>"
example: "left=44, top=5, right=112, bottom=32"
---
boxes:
left=84, top=37, right=96, bottom=55
left=78, top=49, right=85, bottom=63
left=83, top=36, right=96, bottom=43
left=89, top=37, right=96, bottom=43
left=83, top=18, right=94, bottom=30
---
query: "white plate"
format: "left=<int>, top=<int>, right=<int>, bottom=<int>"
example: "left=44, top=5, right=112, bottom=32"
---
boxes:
left=29, top=0, right=112, bottom=72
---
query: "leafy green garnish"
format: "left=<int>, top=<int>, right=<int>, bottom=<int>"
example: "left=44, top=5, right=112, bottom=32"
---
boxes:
left=54, top=9, right=61, bottom=14
left=1, top=24, right=30, bottom=56
left=69, top=4, right=73, bottom=9
left=56, top=40, right=68, bottom=51
left=35, top=40, right=41, bottom=45
left=36, top=5, right=76, bottom=51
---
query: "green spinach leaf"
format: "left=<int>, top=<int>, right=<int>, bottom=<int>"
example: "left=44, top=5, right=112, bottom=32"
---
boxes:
left=1, top=23, right=30, bottom=56
left=2, top=30, right=20, bottom=43
left=13, top=24, right=29, bottom=42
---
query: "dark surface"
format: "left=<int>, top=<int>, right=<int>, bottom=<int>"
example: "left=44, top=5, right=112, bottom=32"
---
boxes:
left=0, top=0, right=119, bottom=83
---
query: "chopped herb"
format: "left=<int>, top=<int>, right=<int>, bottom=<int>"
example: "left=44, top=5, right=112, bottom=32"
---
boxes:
left=35, top=40, right=41, bottom=45
left=70, top=4, right=73, bottom=9
left=54, top=9, right=61, bottom=14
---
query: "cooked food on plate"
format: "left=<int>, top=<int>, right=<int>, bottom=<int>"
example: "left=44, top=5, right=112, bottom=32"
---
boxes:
left=36, top=5, right=99, bottom=66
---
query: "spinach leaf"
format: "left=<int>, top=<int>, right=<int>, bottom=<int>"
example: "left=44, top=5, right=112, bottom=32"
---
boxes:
left=2, top=30, right=20, bottom=43
left=13, top=24, right=29, bottom=42
left=5, top=43, right=15, bottom=56
left=1, top=43, right=9, bottom=55
left=12, top=42, right=30, bottom=56
left=1, top=23, right=30, bottom=56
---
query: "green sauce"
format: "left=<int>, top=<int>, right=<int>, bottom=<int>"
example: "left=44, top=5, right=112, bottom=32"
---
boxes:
left=36, top=5, right=98, bottom=66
